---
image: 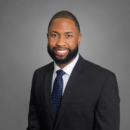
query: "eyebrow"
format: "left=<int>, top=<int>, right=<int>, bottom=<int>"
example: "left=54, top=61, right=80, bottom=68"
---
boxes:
left=50, top=31, right=73, bottom=34
left=50, top=31, right=58, bottom=33
left=65, top=31, right=73, bottom=34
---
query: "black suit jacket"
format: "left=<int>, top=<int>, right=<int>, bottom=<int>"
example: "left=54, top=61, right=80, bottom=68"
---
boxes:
left=27, top=54, right=120, bottom=130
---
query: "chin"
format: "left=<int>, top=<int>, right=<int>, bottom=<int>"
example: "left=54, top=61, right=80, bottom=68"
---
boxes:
left=55, top=55, right=68, bottom=60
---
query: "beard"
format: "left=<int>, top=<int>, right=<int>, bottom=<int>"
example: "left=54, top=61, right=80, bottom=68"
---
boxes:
left=47, top=44, right=78, bottom=64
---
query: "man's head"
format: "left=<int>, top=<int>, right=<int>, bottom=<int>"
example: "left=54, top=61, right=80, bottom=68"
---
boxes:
left=47, top=11, right=82, bottom=66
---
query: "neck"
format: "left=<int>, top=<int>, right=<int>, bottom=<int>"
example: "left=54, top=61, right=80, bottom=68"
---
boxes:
left=55, top=56, right=77, bottom=69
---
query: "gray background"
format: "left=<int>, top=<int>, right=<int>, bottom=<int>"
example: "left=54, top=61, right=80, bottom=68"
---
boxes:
left=0, top=0, right=130, bottom=130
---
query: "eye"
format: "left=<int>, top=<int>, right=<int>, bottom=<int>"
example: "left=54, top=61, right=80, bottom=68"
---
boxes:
left=52, top=34, right=58, bottom=37
left=66, top=35, right=72, bottom=38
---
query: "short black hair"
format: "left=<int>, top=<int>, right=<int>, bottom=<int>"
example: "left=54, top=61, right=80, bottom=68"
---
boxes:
left=48, top=10, right=80, bottom=32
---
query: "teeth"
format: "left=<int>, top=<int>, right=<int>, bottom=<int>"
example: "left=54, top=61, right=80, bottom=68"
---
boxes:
left=57, top=50, right=67, bottom=53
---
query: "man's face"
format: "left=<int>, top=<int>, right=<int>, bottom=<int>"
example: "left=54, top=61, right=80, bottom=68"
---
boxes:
left=47, top=18, right=82, bottom=64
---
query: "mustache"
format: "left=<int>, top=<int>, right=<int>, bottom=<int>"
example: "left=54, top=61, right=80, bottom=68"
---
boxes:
left=53, top=46, right=70, bottom=50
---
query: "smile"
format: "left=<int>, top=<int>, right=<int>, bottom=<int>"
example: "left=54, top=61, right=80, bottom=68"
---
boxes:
left=57, top=50, right=67, bottom=53
left=54, top=49, right=68, bottom=56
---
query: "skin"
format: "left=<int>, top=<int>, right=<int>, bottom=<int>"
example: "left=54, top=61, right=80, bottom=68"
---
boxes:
left=47, top=18, right=82, bottom=69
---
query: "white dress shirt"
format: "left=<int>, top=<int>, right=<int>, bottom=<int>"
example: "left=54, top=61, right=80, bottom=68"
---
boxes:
left=51, top=53, right=79, bottom=95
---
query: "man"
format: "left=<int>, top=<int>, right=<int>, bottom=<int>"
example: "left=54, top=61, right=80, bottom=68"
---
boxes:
left=27, top=11, right=120, bottom=130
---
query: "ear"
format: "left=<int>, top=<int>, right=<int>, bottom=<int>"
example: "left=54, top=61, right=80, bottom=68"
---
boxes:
left=47, top=33, right=49, bottom=38
left=78, top=33, right=82, bottom=46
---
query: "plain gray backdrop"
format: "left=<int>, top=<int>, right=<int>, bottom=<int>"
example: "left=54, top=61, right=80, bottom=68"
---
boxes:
left=1, top=0, right=130, bottom=130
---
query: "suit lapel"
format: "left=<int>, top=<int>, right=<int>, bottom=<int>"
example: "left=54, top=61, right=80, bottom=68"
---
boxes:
left=54, top=54, right=85, bottom=127
left=44, top=63, right=55, bottom=121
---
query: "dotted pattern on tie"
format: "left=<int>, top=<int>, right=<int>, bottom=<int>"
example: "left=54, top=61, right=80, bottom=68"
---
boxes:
left=52, top=69, right=65, bottom=116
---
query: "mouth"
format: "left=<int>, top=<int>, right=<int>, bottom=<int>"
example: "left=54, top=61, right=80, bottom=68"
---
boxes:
left=54, top=49, right=69, bottom=56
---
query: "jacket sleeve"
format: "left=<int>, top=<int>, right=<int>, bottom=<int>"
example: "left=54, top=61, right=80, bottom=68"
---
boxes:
left=94, top=72, right=120, bottom=130
left=27, top=71, right=42, bottom=130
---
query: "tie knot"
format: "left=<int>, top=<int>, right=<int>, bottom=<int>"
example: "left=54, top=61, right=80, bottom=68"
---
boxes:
left=56, top=69, right=65, bottom=77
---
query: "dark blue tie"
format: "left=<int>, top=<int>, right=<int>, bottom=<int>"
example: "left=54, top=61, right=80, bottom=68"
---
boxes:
left=52, top=69, right=65, bottom=116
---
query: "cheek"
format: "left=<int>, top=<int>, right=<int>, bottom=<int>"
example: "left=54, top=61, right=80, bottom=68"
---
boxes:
left=66, top=39, right=78, bottom=49
left=48, top=39, right=57, bottom=47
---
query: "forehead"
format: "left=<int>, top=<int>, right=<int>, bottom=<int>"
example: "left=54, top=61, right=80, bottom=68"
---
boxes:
left=49, top=18, right=78, bottom=33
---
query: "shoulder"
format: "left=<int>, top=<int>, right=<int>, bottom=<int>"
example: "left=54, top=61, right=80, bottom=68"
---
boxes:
left=33, top=62, right=54, bottom=77
left=82, top=57, right=116, bottom=79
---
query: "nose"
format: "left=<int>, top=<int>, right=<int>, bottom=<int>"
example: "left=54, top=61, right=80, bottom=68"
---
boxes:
left=56, top=36, right=66, bottom=46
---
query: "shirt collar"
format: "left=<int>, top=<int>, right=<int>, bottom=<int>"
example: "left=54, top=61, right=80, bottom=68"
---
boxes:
left=54, top=53, right=79, bottom=76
